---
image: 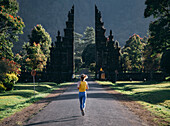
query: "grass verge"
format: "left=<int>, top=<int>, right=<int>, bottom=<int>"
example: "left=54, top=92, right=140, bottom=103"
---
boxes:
left=0, top=82, right=72, bottom=121
left=96, top=81, right=170, bottom=125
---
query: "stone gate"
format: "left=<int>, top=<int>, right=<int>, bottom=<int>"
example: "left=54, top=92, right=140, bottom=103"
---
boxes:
left=46, top=5, right=121, bottom=83
left=46, top=6, right=74, bottom=83
left=95, top=5, right=121, bottom=82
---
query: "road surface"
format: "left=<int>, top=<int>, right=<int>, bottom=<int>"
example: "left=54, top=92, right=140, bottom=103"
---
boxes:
left=25, top=81, right=147, bottom=126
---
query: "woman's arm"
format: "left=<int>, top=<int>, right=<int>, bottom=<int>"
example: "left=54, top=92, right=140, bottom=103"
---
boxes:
left=77, top=81, right=80, bottom=89
left=86, top=82, right=89, bottom=90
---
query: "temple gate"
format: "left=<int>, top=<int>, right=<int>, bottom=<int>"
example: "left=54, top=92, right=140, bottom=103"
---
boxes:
left=46, top=6, right=74, bottom=83
left=95, top=5, right=121, bottom=82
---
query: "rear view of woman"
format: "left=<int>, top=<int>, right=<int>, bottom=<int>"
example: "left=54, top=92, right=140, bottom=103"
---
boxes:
left=77, top=74, right=89, bottom=116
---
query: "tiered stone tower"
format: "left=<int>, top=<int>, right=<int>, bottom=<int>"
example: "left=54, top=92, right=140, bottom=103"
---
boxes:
left=47, top=6, right=74, bottom=83
left=95, top=5, right=121, bottom=82
left=95, top=5, right=107, bottom=77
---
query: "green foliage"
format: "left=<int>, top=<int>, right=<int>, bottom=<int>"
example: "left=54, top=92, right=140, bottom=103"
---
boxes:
left=0, top=57, right=21, bottom=91
left=28, top=24, right=52, bottom=58
left=74, top=27, right=95, bottom=67
left=0, top=58, right=21, bottom=75
left=144, top=0, right=170, bottom=53
left=3, top=82, right=14, bottom=91
left=161, top=49, right=170, bottom=75
left=83, top=26, right=95, bottom=44
left=2, top=73, right=18, bottom=91
left=143, top=44, right=161, bottom=72
left=75, top=57, right=82, bottom=72
left=82, top=44, right=95, bottom=66
left=5, top=73, right=18, bottom=83
left=0, top=0, right=25, bottom=59
left=21, top=24, right=51, bottom=72
left=0, top=82, right=6, bottom=92
left=121, top=34, right=145, bottom=72
left=23, top=42, right=46, bottom=71
left=74, top=32, right=84, bottom=57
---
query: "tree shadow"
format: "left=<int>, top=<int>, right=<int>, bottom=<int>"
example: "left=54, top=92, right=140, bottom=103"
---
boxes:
left=25, top=116, right=81, bottom=126
left=0, top=91, right=35, bottom=98
left=132, top=89, right=170, bottom=105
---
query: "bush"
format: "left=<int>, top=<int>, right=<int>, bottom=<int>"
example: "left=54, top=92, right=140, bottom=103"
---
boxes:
left=0, top=82, right=6, bottom=93
left=3, top=82, right=14, bottom=91
left=3, top=73, right=18, bottom=91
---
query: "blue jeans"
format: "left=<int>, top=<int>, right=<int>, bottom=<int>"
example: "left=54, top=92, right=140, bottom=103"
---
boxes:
left=79, top=92, right=86, bottom=111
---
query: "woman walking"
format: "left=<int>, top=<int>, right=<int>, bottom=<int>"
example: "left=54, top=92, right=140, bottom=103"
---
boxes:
left=77, top=74, right=89, bottom=116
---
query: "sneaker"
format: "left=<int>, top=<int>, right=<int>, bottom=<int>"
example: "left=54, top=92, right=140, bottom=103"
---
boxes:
left=81, top=110, right=85, bottom=116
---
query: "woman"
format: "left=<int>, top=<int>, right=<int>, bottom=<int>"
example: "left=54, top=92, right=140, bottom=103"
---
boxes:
left=77, top=74, right=89, bottom=116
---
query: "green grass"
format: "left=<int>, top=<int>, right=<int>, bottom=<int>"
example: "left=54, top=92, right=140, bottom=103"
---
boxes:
left=0, top=82, right=72, bottom=120
left=97, top=81, right=170, bottom=125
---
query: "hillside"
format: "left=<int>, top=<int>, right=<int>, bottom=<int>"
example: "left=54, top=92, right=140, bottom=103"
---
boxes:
left=14, top=0, right=152, bottom=53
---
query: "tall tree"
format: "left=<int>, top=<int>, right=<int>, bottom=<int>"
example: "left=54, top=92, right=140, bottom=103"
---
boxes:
left=74, top=32, right=84, bottom=58
left=0, top=0, right=25, bottom=59
left=161, top=49, right=170, bottom=75
left=144, top=0, right=170, bottom=53
left=23, top=42, right=46, bottom=71
left=143, top=44, right=161, bottom=72
left=82, top=44, right=95, bottom=66
left=122, top=34, right=145, bottom=72
left=83, top=26, right=95, bottom=45
left=28, top=24, right=51, bottom=58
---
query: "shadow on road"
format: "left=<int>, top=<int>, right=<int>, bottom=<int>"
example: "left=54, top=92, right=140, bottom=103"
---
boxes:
left=36, top=83, right=131, bottom=104
left=24, top=116, right=81, bottom=126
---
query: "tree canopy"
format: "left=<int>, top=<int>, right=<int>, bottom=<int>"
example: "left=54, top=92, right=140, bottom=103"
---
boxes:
left=28, top=24, right=51, bottom=58
left=83, top=26, right=95, bottom=44
left=144, top=0, right=170, bottom=53
left=121, top=34, right=145, bottom=72
left=82, top=44, right=95, bottom=66
left=0, top=0, right=25, bottom=59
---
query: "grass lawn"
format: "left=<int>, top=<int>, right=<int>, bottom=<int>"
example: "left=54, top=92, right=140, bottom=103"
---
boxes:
left=0, top=81, right=73, bottom=120
left=97, top=81, right=170, bottom=125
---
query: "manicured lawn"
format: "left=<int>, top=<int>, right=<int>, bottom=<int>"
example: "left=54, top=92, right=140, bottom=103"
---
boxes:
left=97, top=81, right=170, bottom=124
left=0, top=82, right=72, bottom=120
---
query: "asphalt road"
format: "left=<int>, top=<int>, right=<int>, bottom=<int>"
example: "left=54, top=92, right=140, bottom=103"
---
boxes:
left=25, top=81, right=148, bottom=126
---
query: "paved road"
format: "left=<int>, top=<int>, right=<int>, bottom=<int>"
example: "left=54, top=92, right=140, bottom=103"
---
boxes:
left=25, top=81, right=147, bottom=126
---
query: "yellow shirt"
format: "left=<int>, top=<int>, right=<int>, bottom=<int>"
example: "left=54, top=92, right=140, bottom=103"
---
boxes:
left=77, top=81, right=88, bottom=92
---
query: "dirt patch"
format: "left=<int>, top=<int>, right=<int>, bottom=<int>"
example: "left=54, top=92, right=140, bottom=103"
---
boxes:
left=106, top=88, right=168, bottom=126
left=0, top=87, right=67, bottom=126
